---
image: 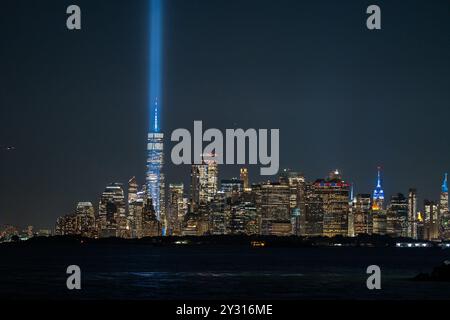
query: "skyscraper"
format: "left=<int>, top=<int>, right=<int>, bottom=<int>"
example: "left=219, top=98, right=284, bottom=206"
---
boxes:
left=439, top=173, right=449, bottom=239
left=128, top=176, right=138, bottom=205
left=353, top=194, right=373, bottom=235
left=386, top=193, right=408, bottom=237
left=372, top=167, right=387, bottom=235
left=189, top=154, right=219, bottom=211
left=168, top=183, right=185, bottom=235
left=372, top=167, right=384, bottom=211
left=240, top=168, right=250, bottom=191
left=298, top=182, right=324, bottom=236
left=314, top=174, right=350, bottom=237
left=424, top=200, right=439, bottom=240
left=98, top=183, right=126, bottom=238
left=75, top=202, right=96, bottom=238
left=279, top=169, right=305, bottom=211
left=407, top=188, right=418, bottom=239
left=204, top=153, right=219, bottom=202
left=193, top=162, right=208, bottom=205
left=255, top=182, right=291, bottom=236
left=146, top=0, right=165, bottom=232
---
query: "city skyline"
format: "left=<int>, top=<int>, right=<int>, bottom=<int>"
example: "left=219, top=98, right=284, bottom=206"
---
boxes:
left=1, top=0, right=450, bottom=228
left=42, top=165, right=449, bottom=241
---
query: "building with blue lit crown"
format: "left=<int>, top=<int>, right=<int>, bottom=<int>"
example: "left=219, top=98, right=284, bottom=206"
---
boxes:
left=440, top=173, right=449, bottom=239
left=372, top=167, right=384, bottom=211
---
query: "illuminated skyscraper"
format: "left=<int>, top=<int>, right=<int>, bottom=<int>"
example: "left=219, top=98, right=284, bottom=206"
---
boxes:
left=298, top=182, right=324, bottom=236
left=279, top=169, right=305, bottom=211
left=75, top=202, right=96, bottom=238
left=189, top=154, right=219, bottom=211
left=372, top=167, right=384, bottom=211
left=168, top=183, right=185, bottom=235
left=255, top=182, right=292, bottom=236
left=353, top=194, right=373, bottom=235
left=146, top=0, right=165, bottom=232
left=128, top=176, right=138, bottom=205
left=439, top=173, right=450, bottom=239
left=314, top=172, right=350, bottom=237
left=240, top=168, right=250, bottom=191
left=408, top=188, right=418, bottom=239
left=372, top=167, right=386, bottom=234
left=204, top=153, right=219, bottom=202
left=98, top=183, right=126, bottom=238
left=424, top=200, right=439, bottom=240
left=386, top=193, right=408, bottom=237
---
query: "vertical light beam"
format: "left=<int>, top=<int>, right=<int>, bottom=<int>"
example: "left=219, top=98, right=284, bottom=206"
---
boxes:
left=150, top=0, right=162, bottom=132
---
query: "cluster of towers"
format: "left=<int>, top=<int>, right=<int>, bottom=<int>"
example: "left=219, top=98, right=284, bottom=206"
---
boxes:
left=351, top=169, right=450, bottom=240
left=54, top=167, right=450, bottom=241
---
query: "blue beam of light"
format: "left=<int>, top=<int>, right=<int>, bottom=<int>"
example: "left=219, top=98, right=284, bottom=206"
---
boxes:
left=149, top=0, right=163, bottom=133
left=443, top=173, right=448, bottom=193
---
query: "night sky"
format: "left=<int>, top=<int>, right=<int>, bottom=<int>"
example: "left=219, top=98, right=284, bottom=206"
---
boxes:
left=1, top=0, right=449, bottom=228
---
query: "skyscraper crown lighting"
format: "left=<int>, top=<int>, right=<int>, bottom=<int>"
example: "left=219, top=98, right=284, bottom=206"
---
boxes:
left=373, top=166, right=384, bottom=200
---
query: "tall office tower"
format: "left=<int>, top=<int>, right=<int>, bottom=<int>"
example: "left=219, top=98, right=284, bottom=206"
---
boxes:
left=313, top=172, right=350, bottom=237
left=386, top=193, right=408, bottom=237
left=298, top=182, right=324, bottom=236
left=190, top=162, right=208, bottom=209
left=168, top=183, right=185, bottom=235
left=279, top=169, right=305, bottom=211
left=204, top=153, right=219, bottom=202
left=126, top=177, right=139, bottom=237
left=146, top=0, right=165, bottom=234
left=132, top=190, right=146, bottom=238
left=190, top=164, right=200, bottom=211
left=372, top=167, right=385, bottom=211
left=209, top=191, right=227, bottom=235
left=198, top=161, right=208, bottom=204
left=255, top=182, right=291, bottom=236
left=408, top=188, right=418, bottom=239
left=439, top=173, right=450, bottom=239
left=190, top=155, right=218, bottom=211
left=75, top=202, right=96, bottom=238
left=353, top=194, right=373, bottom=235
left=424, top=200, right=440, bottom=241
left=371, top=167, right=386, bottom=235
left=240, top=168, right=250, bottom=191
left=128, top=177, right=138, bottom=206
left=98, top=183, right=126, bottom=238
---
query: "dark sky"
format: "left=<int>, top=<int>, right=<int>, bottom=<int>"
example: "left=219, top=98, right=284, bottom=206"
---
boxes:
left=1, top=0, right=449, bottom=228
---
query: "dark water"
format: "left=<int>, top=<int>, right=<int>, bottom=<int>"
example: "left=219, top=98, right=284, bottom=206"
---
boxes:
left=1, top=244, right=450, bottom=299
